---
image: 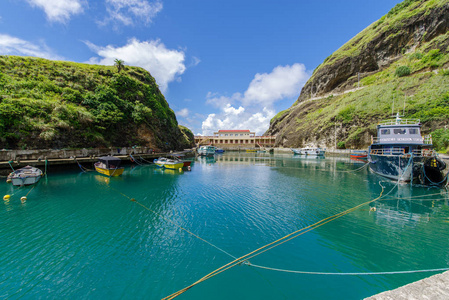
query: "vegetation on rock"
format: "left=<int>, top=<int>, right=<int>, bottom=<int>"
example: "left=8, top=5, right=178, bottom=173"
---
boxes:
left=0, top=55, right=194, bottom=150
left=266, top=0, right=449, bottom=153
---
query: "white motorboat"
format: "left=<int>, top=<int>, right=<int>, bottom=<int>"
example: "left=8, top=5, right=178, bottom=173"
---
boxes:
left=7, top=165, right=43, bottom=186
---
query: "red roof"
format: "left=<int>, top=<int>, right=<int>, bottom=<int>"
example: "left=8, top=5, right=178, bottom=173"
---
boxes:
left=218, top=130, right=251, bottom=133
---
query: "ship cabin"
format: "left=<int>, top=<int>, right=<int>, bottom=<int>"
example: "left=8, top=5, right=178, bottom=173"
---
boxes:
left=369, top=115, right=433, bottom=157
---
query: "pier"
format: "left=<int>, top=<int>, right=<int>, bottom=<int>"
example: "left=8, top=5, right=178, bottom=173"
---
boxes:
left=0, top=147, right=195, bottom=175
left=365, top=271, right=449, bottom=299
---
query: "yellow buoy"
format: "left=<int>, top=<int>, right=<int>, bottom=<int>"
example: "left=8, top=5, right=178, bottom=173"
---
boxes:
left=6, top=179, right=11, bottom=183
left=3, top=195, right=10, bottom=200
left=21, top=196, right=27, bottom=202
left=179, top=168, right=182, bottom=172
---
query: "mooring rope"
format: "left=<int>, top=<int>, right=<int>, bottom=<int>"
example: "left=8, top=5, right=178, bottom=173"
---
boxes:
left=248, top=264, right=449, bottom=275
left=75, top=159, right=93, bottom=172
left=108, top=186, right=237, bottom=260
left=129, top=154, right=145, bottom=166
left=162, top=182, right=391, bottom=300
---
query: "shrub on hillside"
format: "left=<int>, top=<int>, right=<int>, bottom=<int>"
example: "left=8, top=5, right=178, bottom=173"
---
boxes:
left=337, top=141, right=346, bottom=149
left=395, top=66, right=411, bottom=77
left=431, top=128, right=449, bottom=153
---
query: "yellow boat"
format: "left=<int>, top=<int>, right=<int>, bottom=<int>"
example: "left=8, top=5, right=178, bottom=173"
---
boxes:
left=94, top=156, right=124, bottom=177
left=154, top=157, right=184, bottom=170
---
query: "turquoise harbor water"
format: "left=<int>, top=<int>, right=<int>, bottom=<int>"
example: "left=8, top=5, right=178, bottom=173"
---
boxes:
left=1, top=153, right=449, bottom=299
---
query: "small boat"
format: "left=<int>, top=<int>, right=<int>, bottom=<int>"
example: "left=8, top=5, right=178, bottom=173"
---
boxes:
left=7, top=165, right=43, bottom=186
left=94, top=156, right=124, bottom=177
left=350, top=150, right=368, bottom=159
left=154, top=157, right=184, bottom=170
left=368, top=113, right=447, bottom=185
left=198, top=145, right=216, bottom=156
left=291, top=148, right=325, bottom=156
left=215, top=148, right=225, bottom=153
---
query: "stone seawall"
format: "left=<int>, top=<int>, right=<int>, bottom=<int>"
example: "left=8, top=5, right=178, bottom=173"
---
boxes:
left=0, top=147, right=154, bottom=161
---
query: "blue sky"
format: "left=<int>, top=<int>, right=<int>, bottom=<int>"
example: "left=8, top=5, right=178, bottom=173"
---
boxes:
left=0, top=0, right=402, bottom=135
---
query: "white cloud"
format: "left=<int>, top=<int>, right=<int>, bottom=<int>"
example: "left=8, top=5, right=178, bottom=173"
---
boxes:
left=0, top=33, right=62, bottom=60
left=201, top=106, right=275, bottom=136
left=103, top=0, right=162, bottom=26
left=86, top=38, right=186, bottom=93
left=243, top=63, right=309, bottom=106
left=176, top=108, right=189, bottom=118
left=200, top=63, right=310, bottom=136
left=26, top=0, right=84, bottom=23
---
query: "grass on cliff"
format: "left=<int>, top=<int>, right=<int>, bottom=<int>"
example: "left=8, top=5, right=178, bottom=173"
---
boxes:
left=314, top=0, right=449, bottom=77
left=0, top=56, right=191, bottom=150
left=293, top=45, right=449, bottom=150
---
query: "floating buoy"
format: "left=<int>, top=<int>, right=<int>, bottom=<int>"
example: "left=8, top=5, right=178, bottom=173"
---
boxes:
left=21, top=196, right=27, bottom=202
left=3, top=195, right=10, bottom=200
left=187, top=166, right=191, bottom=171
left=370, top=207, right=376, bottom=212
left=6, top=179, right=11, bottom=183
left=179, top=168, right=182, bottom=172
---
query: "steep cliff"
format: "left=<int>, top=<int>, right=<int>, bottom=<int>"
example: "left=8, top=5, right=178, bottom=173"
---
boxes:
left=0, top=56, right=194, bottom=150
left=266, top=0, right=449, bottom=150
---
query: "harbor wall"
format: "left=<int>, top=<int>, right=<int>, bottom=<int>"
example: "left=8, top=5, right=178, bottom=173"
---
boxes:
left=0, top=147, right=154, bottom=161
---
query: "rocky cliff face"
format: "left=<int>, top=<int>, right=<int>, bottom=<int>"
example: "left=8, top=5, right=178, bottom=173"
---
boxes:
left=266, top=0, right=449, bottom=149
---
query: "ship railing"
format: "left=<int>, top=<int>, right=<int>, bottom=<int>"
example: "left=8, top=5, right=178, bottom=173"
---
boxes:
left=378, top=118, right=420, bottom=126
left=412, top=149, right=436, bottom=157
left=370, top=148, right=406, bottom=155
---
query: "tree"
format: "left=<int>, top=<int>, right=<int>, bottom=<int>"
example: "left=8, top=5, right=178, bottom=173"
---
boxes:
left=114, top=59, right=124, bottom=73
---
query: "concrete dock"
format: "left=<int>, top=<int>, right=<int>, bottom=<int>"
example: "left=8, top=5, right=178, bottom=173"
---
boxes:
left=365, top=271, right=449, bottom=299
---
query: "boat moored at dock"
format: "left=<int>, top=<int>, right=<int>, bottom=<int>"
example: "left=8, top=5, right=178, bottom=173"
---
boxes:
left=291, top=148, right=325, bottom=156
left=368, top=113, right=447, bottom=185
left=197, top=145, right=216, bottom=156
left=350, top=150, right=368, bottom=159
left=7, top=165, right=43, bottom=186
left=94, top=156, right=124, bottom=177
left=154, top=157, right=184, bottom=170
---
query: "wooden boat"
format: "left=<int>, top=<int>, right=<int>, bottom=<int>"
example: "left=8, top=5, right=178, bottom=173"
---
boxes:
left=291, top=148, right=325, bottom=156
left=350, top=150, right=368, bottom=159
left=198, top=145, right=216, bottom=156
left=7, top=165, right=43, bottom=186
left=154, top=157, right=184, bottom=170
left=368, top=113, right=446, bottom=185
left=94, top=156, right=124, bottom=177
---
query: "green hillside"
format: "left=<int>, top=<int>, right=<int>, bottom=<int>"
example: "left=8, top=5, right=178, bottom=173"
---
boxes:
left=267, top=0, right=449, bottom=153
left=0, top=56, right=194, bottom=150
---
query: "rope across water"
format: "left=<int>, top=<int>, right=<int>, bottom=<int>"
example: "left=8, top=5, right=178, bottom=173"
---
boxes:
left=104, top=164, right=447, bottom=299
